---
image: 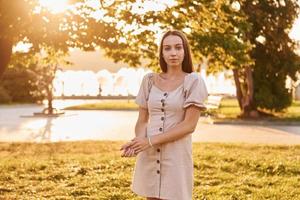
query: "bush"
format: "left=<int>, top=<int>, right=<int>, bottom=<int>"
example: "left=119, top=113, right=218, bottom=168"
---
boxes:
left=0, top=85, right=12, bottom=103
left=1, top=64, right=45, bottom=103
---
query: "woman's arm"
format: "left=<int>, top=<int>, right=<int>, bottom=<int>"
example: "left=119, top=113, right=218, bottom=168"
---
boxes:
left=120, top=106, right=148, bottom=157
left=125, top=105, right=203, bottom=154
left=134, top=107, right=149, bottom=138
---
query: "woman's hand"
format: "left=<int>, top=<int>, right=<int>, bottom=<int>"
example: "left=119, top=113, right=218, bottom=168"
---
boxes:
left=120, top=138, right=138, bottom=157
left=121, top=147, right=136, bottom=157
left=125, top=137, right=151, bottom=154
left=120, top=137, right=151, bottom=156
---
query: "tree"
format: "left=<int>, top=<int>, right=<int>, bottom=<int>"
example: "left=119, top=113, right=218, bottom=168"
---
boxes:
left=0, top=60, right=45, bottom=103
left=32, top=47, right=70, bottom=114
left=2, top=0, right=299, bottom=117
left=0, top=0, right=67, bottom=77
left=100, top=0, right=255, bottom=113
left=0, top=0, right=130, bottom=78
left=237, top=0, right=300, bottom=116
left=102, top=0, right=300, bottom=117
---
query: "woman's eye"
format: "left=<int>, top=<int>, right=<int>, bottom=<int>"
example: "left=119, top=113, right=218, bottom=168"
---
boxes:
left=176, top=46, right=182, bottom=50
left=164, top=47, right=171, bottom=51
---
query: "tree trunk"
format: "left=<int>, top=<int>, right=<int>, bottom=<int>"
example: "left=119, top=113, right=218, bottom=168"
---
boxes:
left=244, top=66, right=255, bottom=109
left=233, top=67, right=258, bottom=118
left=0, top=37, right=13, bottom=79
left=47, top=85, right=53, bottom=115
left=233, top=69, right=243, bottom=110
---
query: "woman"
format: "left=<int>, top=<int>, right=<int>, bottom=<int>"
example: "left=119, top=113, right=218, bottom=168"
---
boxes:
left=120, top=30, right=208, bottom=200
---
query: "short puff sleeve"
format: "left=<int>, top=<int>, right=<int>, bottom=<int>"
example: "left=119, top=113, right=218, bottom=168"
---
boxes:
left=183, top=73, right=208, bottom=109
left=135, top=73, right=153, bottom=108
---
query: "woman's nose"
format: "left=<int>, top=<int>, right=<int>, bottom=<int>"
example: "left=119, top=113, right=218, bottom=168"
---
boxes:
left=170, top=48, right=177, bottom=55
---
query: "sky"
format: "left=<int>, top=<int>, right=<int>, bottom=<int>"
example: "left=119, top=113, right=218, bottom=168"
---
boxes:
left=65, top=48, right=132, bottom=73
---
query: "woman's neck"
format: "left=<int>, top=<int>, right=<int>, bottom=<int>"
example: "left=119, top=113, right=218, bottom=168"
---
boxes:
left=162, top=67, right=185, bottom=79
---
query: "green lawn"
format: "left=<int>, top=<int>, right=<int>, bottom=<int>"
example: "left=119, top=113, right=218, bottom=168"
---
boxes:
left=216, top=99, right=300, bottom=121
left=64, top=99, right=300, bottom=121
left=0, top=141, right=300, bottom=199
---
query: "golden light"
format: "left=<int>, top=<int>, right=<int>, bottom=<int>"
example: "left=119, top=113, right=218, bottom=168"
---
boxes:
left=39, top=0, right=69, bottom=13
left=13, top=41, right=32, bottom=53
left=290, top=17, right=300, bottom=41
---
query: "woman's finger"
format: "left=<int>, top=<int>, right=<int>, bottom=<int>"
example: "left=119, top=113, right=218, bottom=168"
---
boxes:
left=120, top=141, right=133, bottom=150
left=133, top=146, right=141, bottom=153
left=135, top=149, right=142, bottom=154
left=130, top=149, right=135, bottom=157
left=121, top=149, right=127, bottom=157
left=127, top=148, right=133, bottom=157
left=131, top=141, right=142, bottom=149
left=120, top=144, right=128, bottom=150
left=122, top=148, right=130, bottom=156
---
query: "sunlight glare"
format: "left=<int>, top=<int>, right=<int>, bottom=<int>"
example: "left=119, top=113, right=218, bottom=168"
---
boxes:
left=12, top=41, right=32, bottom=53
left=290, top=16, right=300, bottom=41
left=39, top=0, right=69, bottom=13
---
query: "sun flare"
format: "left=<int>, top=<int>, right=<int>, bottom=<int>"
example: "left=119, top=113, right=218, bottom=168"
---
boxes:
left=39, top=0, right=69, bottom=13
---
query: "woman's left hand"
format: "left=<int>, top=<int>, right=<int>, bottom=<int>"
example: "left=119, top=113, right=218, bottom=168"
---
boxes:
left=121, top=137, right=150, bottom=155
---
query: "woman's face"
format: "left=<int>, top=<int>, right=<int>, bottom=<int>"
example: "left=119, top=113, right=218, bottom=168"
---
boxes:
left=162, top=35, right=185, bottom=69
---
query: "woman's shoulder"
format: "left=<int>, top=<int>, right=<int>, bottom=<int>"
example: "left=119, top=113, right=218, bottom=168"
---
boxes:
left=184, top=72, right=206, bottom=90
left=186, top=72, right=201, bottom=82
left=140, top=72, right=155, bottom=82
left=143, top=72, right=155, bottom=78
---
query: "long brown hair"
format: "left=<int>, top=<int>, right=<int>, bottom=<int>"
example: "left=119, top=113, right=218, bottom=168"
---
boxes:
left=159, top=30, right=194, bottom=73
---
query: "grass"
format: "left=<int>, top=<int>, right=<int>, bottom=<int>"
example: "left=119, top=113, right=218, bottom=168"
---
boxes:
left=64, top=99, right=300, bottom=122
left=215, top=99, right=300, bottom=121
left=0, top=141, right=300, bottom=199
left=214, top=98, right=241, bottom=119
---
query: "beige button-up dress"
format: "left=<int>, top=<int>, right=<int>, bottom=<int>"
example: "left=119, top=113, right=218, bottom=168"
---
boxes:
left=131, top=72, right=208, bottom=200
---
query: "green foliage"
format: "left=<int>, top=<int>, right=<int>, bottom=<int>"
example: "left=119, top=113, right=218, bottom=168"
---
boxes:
left=105, top=0, right=253, bottom=72
left=0, top=0, right=70, bottom=53
left=31, top=47, right=71, bottom=99
left=239, top=0, right=300, bottom=111
left=0, top=63, right=44, bottom=103
left=0, top=0, right=135, bottom=77
left=172, top=0, right=253, bottom=72
left=110, top=0, right=300, bottom=112
left=0, top=47, right=70, bottom=104
left=0, top=85, right=11, bottom=103
left=1, top=0, right=300, bottom=113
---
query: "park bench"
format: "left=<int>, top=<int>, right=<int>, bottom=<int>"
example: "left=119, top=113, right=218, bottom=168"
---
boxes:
left=204, top=95, right=223, bottom=110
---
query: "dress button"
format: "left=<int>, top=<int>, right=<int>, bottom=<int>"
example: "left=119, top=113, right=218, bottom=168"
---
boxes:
left=161, top=117, right=164, bottom=121
left=157, top=170, right=160, bottom=174
left=162, top=102, right=165, bottom=107
left=161, top=99, right=165, bottom=103
left=164, top=93, right=168, bottom=96
left=159, top=127, right=162, bottom=131
left=157, top=160, right=160, bottom=164
left=161, top=108, right=164, bottom=112
left=157, top=148, right=160, bottom=152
